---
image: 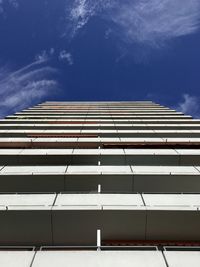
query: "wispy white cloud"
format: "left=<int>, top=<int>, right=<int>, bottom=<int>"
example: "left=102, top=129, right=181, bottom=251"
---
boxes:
left=176, top=94, right=200, bottom=118
left=69, top=0, right=95, bottom=35
left=0, top=0, right=18, bottom=15
left=49, top=48, right=55, bottom=55
left=35, top=49, right=73, bottom=65
left=109, top=0, right=200, bottom=47
left=0, top=60, right=58, bottom=117
left=35, top=51, right=49, bottom=62
left=8, top=0, right=18, bottom=9
left=66, top=0, right=112, bottom=37
left=67, top=0, right=200, bottom=47
left=35, top=49, right=55, bottom=62
left=59, top=50, right=74, bottom=65
left=0, top=0, right=3, bottom=14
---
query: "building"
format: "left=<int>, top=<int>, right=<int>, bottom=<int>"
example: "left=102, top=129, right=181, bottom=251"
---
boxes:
left=0, top=101, right=200, bottom=266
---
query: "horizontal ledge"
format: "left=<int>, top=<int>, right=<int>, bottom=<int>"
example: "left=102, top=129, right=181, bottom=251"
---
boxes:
left=1, top=142, right=200, bottom=149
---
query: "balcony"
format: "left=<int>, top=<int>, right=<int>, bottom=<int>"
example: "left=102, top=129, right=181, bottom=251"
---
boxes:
left=0, top=193, right=200, bottom=245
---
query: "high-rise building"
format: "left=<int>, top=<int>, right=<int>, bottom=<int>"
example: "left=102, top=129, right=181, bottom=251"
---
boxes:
left=0, top=101, right=200, bottom=266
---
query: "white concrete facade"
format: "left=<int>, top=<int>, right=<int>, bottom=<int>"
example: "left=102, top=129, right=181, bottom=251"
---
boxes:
left=0, top=101, right=200, bottom=265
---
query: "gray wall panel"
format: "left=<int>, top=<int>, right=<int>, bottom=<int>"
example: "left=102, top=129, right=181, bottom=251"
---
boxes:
left=0, top=209, right=52, bottom=245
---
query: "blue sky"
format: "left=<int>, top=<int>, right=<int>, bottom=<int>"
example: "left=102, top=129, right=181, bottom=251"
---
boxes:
left=0, top=0, right=200, bottom=117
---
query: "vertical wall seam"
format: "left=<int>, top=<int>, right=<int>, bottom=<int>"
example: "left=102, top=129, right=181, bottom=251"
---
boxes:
left=29, top=251, right=37, bottom=267
left=162, top=251, right=170, bottom=267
